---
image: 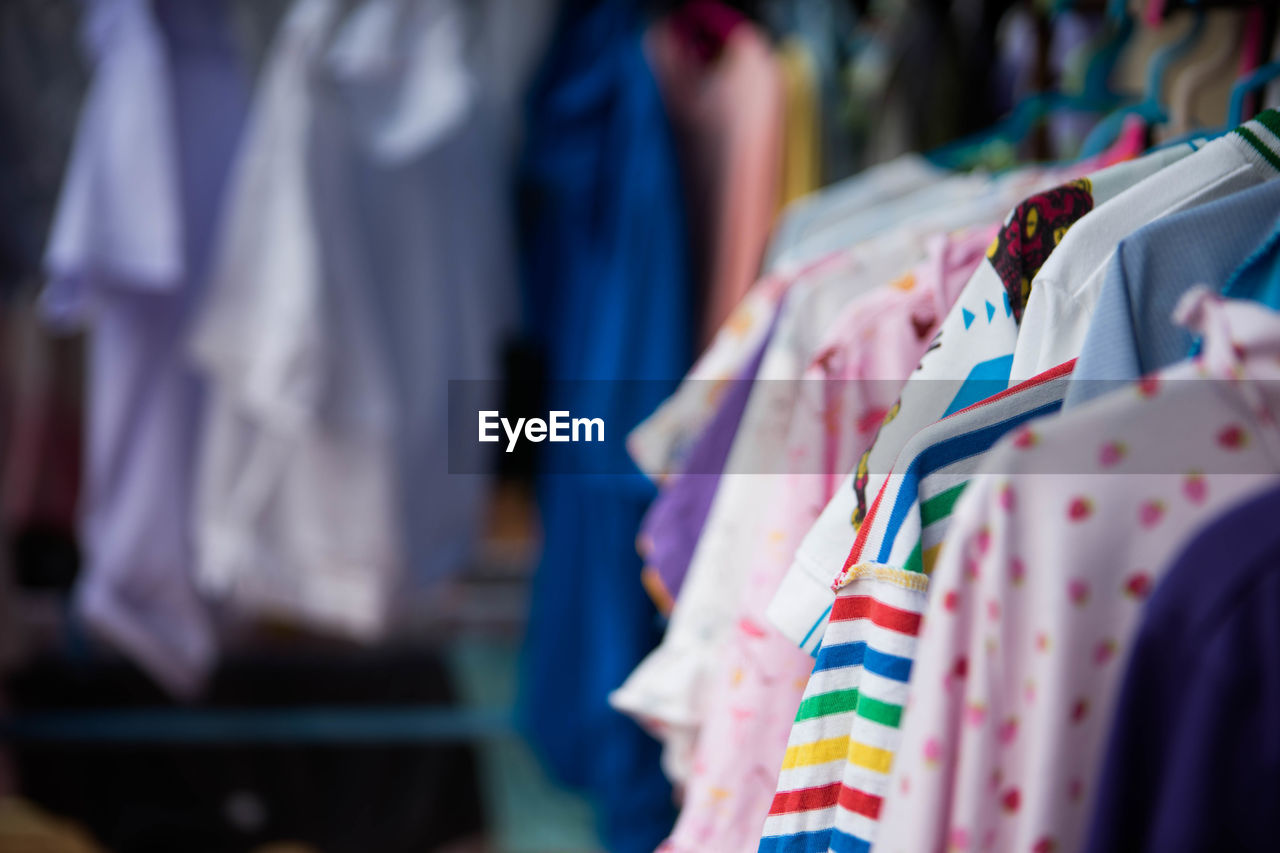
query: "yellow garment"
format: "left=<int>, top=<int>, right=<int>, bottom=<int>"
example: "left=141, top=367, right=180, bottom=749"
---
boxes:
left=776, top=39, right=821, bottom=210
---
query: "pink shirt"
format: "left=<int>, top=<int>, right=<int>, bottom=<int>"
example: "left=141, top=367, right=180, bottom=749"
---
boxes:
left=661, top=225, right=998, bottom=852
left=647, top=15, right=783, bottom=345
left=880, top=289, right=1280, bottom=853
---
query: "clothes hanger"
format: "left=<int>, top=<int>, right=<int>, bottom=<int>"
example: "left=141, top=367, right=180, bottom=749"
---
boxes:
left=1078, top=5, right=1207, bottom=158
left=923, top=91, right=1120, bottom=170
left=925, top=0, right=1130, bottom=170
left=1079, top=0, right=1138, bottom=103
left=1226, top=60, right=1280, bottom=127
left=1165, top=9, right=1244, bottom=137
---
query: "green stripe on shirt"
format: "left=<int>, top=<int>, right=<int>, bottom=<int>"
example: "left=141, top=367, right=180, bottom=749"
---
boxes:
left=1234, top=126, right=1280, bottom=174
left=920, top=481, right=968, bottom=527
left=795, top=688, right=860, bottom=722
left=1253, top=108, right=1280, bottom=144
left=856, top=693, right=904, bottom=728
left=794, top=687, right=904, bottom=728
left=903, top=540, right=923, bottom=574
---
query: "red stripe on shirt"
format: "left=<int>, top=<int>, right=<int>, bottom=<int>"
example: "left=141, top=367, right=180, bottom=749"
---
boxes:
left=769, top=782, right=841, bottom=815
left=948, top=357, right=1077, bottom=419
left=837, top=785, right=883, bottom=820
left=845, top=475, right=891, bottom=569
left=830, top=595, right=922, bottom=634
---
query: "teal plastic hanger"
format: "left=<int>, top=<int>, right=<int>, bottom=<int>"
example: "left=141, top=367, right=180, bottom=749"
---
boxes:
left=1052, top=0, right=1133, bottom=100
left=1227, top=60, right=1280, bottom=128
left=1079, top=0, right=1137, bottom=103
left=1078, top=6, right=1206, bottom=158
left=926, top=0, right=1131, bottom=170
left=925, top=90, right=1122, bottom=169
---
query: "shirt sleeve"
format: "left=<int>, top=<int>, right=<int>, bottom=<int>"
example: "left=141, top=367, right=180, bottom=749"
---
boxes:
left=42, top=0, right=183, bottom=327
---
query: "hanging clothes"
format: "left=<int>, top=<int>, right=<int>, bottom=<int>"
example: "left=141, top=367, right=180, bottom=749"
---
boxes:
left=766, top=145, right=1197, bottom=658
left=879, top=289, right=1280, bottom=853
left=662, top=224, right=997, bottom=853
left=317, top=0, right=518, bottom=604
left=1010, top=112, right=1280, bottom=383
left=42, top=0, right=248, bottom=696
left=191, top=0, right=401, bottom=641
left=194, top=0, right=514, bottom=640
left=612, top=194, right=998, bottom=791
left=761, top=357, right=1075, bottom=853
left=516, top=1, right=692, bottom=850
left=612, top=158, right=1091, bottom=800
left=646, top=2, right=784, bottom=344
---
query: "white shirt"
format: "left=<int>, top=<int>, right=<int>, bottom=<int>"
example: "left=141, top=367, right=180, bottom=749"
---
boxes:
left=191, top=0, right=401, bottom=638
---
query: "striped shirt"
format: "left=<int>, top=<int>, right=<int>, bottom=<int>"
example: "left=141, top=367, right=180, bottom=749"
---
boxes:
left=836, top=358, right=1076, bottom=586
left=758, top=361, right=1073, bottom=853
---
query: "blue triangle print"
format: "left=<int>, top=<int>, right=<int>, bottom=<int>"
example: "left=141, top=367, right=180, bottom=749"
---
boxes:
left=962, top=307, right=975, bottom=329
left=941, top=355, right=1016, bottom=417
left=1003, top=292, right=1012, bottom=316
left=985, top=300, right=996, bottom=322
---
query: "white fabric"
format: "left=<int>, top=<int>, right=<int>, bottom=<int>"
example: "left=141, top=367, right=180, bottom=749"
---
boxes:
left=763, top=154, right=948, bottom=273
left=192, top=0, right=516, bottom=636
left=1009, top=124, right=1280, bottom=383
left=325, top=0, right=473, bottom=164
left=627, top=277, right=788, bottom=482
left=192, top=0, right=401, bottom=638
left=770, top=171, right=988, bottom=275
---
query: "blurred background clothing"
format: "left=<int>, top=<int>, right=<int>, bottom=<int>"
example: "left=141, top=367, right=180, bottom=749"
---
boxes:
left=516, top=2, right=690, bottom=848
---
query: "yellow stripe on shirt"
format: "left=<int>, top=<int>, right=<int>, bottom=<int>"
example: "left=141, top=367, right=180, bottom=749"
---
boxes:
left=782, top=736, right=849, bottom=770
left=847, top=740, right=895, bottom=774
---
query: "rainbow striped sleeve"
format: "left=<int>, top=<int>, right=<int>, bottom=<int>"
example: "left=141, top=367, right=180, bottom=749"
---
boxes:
left=760, top=569, right=927, bottom=853
left=760, top=362, right=1074, bottom=853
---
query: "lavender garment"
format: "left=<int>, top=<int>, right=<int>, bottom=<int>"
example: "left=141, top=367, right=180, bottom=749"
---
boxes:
left=42, top=0, right=247, bottom=696
left=640, top=306, right=780, bottom=602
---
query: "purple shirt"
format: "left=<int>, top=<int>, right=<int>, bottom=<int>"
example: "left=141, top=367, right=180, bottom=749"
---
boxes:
left=639, top=306, right=779, bottom=605
left=42, top=0, right=247, bottom=696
